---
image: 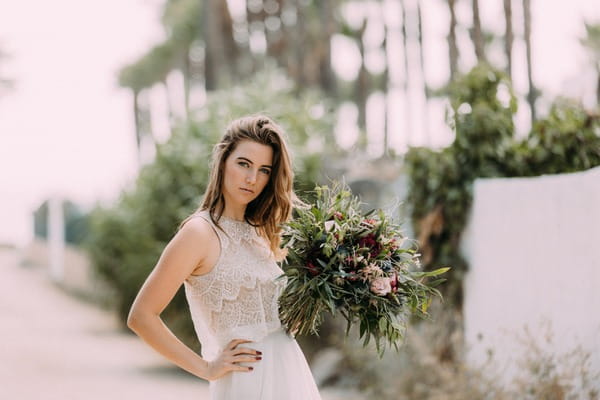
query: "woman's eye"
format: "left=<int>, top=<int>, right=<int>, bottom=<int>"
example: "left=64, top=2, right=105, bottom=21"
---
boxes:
left=238, top=161, right=249, bottom=168
left=260, top=168, right=271, bottom=175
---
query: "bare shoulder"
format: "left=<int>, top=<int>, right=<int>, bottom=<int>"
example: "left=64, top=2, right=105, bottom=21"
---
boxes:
left=174, top=215, right=220, bottom=276
left=179, top=215, right=213, bottom=236
left=176, top=215, right=218, bottom=250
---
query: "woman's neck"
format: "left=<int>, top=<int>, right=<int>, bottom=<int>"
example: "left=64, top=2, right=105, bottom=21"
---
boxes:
left=221, top=206, right=246, bottom=222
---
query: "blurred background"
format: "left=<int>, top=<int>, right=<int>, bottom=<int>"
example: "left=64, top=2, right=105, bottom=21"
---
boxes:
left=1, top=0, right=599, bottom=399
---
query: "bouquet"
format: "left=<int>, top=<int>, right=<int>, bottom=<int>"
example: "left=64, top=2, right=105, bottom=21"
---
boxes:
left=278, top=183, right=449, bottom=355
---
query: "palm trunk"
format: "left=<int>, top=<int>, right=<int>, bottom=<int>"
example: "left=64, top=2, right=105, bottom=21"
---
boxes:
left=471, top=0, right=485, bottom=63
left=447, top=0, right=459, bottom=81
left=133, top=90, right=142, bottom=163
left=523, top=0, right=536, bottom=123
left=294, top=0, right=307, bottom=87
left=355, top=19, right=369, bottom=140
left=319, top=0, right=336, bottom=96
left=203, top=0, right=227, bottom=90
left=503, top=0, right=513, bottom=79
left=381, top=0, right=390, bottom=155
left=266, top=0, right=285, bottom=62
left=400, top=0, right=412, bottom=145
left=219, top=0, right=238, bottom=80
left=417, top=0, right=430, bottom=146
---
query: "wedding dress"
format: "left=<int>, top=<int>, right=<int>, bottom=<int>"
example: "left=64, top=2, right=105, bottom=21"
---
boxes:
left=184, top=211, right=322, bottom=400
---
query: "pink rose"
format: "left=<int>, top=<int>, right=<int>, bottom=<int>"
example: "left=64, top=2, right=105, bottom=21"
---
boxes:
left=370, top=277, right=392, bottom=296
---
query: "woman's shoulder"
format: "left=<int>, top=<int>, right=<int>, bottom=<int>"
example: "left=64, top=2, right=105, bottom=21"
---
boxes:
left=179, top=213, right=217, bottom=241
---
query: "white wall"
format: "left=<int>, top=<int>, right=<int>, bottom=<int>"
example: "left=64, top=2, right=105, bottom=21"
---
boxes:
left=461, top=166, right=600, bottom=388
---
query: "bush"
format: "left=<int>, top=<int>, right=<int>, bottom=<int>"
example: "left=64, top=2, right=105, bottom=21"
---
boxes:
left=405, top=64, right=600, bottom=306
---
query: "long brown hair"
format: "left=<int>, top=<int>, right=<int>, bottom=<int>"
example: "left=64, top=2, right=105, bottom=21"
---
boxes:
left=184, top=114, right=298, bottom=261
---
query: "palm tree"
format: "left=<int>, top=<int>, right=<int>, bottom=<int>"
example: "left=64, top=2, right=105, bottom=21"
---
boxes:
left=380, top=0, right=390, bottom=154
left=503, top=0, right=513, bottom=79
left=400, top=0, right=412, bottom=145
left=161, top=0, right=201, bottom=115
left=355, top=17, right=369, bottom=138
left=581, top=23, right=600, bottom=106
left=447, top=0, right=459, bottom=81
left=523, top=0, right=537, bottom=123
left=318, top=0, right=337, bottom=96
left=470, top=0, right=486, bottom=63
left=203, top=0, right=233, bottom=90
left=417, top=0, right=430, bottom=145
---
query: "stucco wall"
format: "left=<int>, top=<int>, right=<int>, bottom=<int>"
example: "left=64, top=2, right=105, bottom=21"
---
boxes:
left=461, top=166, right=600, bottom=387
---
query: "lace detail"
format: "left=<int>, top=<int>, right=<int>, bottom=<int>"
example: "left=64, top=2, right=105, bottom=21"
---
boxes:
left=183, top=211, right=286, bottom=360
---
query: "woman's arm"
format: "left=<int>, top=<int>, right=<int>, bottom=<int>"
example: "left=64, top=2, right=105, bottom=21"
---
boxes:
left=127, top=218, right=213, bottom=379
left=126, top=217, right=261, bottom=381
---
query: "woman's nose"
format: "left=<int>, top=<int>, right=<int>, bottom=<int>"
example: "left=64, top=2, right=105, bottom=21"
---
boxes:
left=246, top=171, right=257, bottom=184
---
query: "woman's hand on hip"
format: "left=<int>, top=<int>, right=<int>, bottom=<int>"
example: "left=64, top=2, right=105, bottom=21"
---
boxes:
left=206, top=339, right=262, bottom=381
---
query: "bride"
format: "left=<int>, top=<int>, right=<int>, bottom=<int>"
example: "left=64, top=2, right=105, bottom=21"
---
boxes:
left=127, top=115, right=322, bottom=399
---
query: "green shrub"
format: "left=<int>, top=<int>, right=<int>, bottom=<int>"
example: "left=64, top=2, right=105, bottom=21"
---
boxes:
left=405, top=64, right=600, bottom=306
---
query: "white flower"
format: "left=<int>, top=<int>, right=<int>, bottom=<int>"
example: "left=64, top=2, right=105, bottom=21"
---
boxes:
left=324, top=220, right=335, bottom=232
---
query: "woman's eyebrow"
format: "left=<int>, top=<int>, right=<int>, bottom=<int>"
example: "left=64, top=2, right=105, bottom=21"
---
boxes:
left=236, top=156, right=272, bottom=168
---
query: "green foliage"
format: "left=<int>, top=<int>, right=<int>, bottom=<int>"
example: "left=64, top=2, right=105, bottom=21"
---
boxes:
left=504, top=98, right=600, bottom=176
left=405, top=64, right=600, bottom=305
left=86, top=70, right=336, bottom=345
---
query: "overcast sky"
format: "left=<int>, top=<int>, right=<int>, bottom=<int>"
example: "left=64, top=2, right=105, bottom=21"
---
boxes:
left=0, top=0, right=599, bottom=246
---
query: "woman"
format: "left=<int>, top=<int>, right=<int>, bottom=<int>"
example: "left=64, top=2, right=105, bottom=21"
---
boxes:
left=127, top=115, right=322, bottom=399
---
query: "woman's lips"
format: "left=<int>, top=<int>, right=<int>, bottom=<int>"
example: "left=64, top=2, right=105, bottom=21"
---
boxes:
left=240, top=187, right=254, bottom=194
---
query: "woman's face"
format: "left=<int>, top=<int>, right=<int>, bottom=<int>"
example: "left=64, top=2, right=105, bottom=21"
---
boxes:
left=222, top=139, right=274, bottom=209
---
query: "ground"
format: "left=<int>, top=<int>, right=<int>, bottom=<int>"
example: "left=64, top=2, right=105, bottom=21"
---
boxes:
left=0, top=247, right=357, bottom=400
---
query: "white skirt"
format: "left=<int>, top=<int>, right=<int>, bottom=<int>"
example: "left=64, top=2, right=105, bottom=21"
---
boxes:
left=210, top=329, right=322, bottom=400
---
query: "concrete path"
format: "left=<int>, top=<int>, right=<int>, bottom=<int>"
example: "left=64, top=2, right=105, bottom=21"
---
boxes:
left=0, top=248, right=358, bottom=400
left=0, top=248, right=209, bottom=399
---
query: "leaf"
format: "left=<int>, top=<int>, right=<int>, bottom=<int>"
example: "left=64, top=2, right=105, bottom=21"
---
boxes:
left=426, top=267, right=451, bottom=276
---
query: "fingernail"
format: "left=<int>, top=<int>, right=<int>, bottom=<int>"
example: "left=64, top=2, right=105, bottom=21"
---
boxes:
left=249, top=367, right=254, bottom=371
left=257, top=351, right=262, bottom=355
left=256, top=356, right=262, bottom=360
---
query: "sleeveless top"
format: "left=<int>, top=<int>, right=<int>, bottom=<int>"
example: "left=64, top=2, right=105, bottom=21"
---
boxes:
left=183, top=210, right=286, bottom=361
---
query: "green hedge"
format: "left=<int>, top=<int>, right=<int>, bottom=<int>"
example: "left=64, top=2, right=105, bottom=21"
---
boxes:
left=405, top=64, right=600, bottom=306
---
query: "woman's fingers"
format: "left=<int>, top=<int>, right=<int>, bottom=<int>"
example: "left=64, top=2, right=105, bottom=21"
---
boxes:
left=232, top=346, right=262, bottom=356
left=220, top=338, right=262, bottom=373
left=231, top=354, right=262, bottom=363
left=227, top=338, right=253, bottom=350
left=229, top=363, right=254, bottom=372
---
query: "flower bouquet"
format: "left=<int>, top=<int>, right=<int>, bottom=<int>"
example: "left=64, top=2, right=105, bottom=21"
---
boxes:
left=278, top=183, right=449, bottom=354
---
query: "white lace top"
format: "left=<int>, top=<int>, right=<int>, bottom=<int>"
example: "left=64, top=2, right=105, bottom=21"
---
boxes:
left=183, top=211, right=286, bottom=361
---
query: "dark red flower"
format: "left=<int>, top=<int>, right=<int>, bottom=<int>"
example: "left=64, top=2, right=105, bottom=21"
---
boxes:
left=359, top=234, right=377, bottom=248
left=306, top=261, right=320, bottom=276
left=333, top=211, right=344, bottom=220
left=359, top=233, right=383, bottom=258
left=390, top=272, right=398, bottom=292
